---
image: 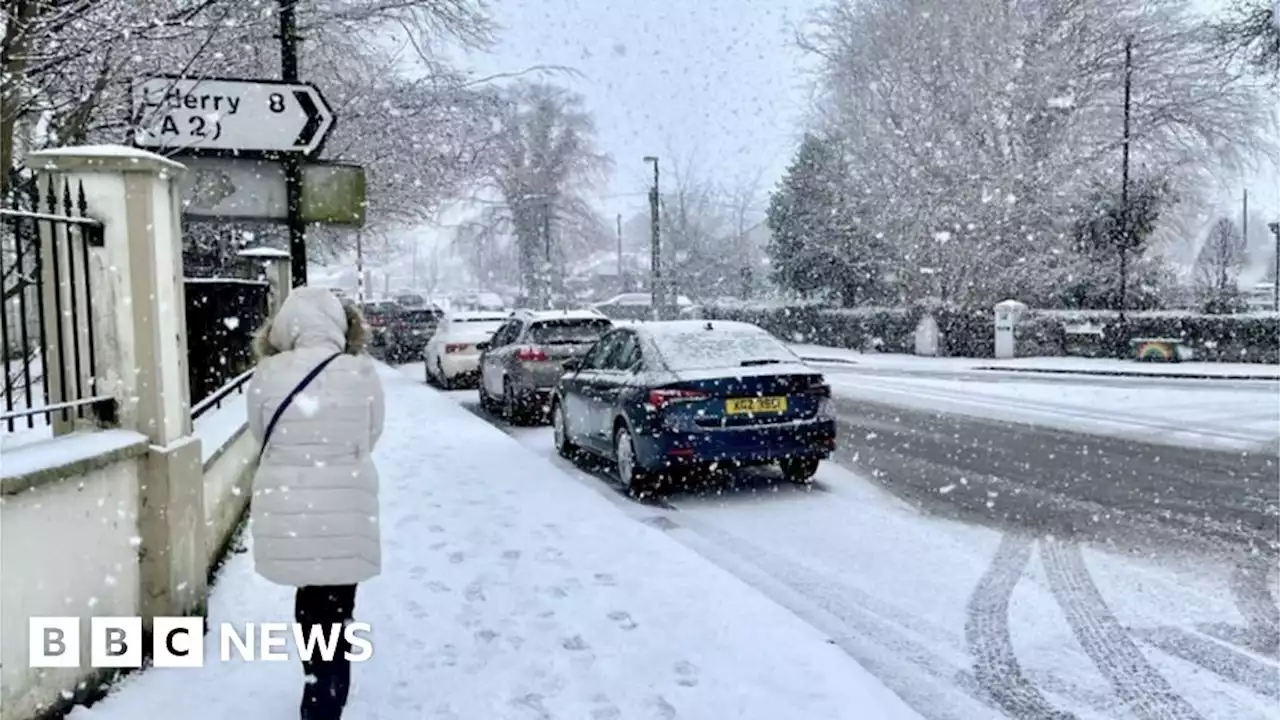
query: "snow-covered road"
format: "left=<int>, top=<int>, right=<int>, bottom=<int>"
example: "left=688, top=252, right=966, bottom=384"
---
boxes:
left=438, top=369, right=1280, bottom=720
left=71, top=365, right=920, bottom=720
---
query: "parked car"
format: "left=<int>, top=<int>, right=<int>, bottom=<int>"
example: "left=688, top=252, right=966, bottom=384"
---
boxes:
left=424, top=310, right=510, bottom=389
left=477, top=309, right=613, bottom=423
left=589, top=292, right=694, bottom=321
left=395, top=293, right=427, bottom=308
left=549, top=320, right=836, bottom=497
left=362, top=300, right=401, bottom=358
left=385, top=306, right=443, bottom=362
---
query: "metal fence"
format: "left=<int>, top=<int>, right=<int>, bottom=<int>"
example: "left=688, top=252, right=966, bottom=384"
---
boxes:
left=1, top=176, right=115, bottom=431
left=185, top=278, right=270, bottom=418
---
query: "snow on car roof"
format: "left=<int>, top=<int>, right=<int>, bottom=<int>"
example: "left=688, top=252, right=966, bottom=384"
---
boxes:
left=636, top=319, right=766, bottom=336
left=448, top=311, right=508, bottom=321
left=520, top=308, right=609, bottom=322
left=638, top=321, right=800, bottom=371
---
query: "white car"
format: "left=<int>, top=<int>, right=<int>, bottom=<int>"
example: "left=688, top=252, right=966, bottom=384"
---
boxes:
left=424, top=310, right=510, bottom=389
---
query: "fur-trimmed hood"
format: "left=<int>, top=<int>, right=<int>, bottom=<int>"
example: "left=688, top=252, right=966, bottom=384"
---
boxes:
left=253, top=287, right=369, bottom=359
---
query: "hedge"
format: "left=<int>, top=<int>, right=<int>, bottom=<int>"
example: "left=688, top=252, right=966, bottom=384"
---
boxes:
left=702, top=303, right=1280, bottom=364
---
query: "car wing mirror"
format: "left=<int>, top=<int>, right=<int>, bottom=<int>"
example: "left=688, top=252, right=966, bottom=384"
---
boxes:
left=561, top=358, right=581, bottom=372
left=476, top=341, right=490, bottom=352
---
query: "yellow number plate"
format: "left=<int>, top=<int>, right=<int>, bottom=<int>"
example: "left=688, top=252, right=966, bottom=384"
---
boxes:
left=725, top=396, right=787, bottom=414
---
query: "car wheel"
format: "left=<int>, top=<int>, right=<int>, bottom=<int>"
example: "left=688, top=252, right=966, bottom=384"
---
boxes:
left=479, top=379, right=496, bottom=413
left=779, top=457, right=820, bottom=484
left=552, top=400, right=578, bottom=459
left=502, top=379, right=525, bottom=425
left=614, top=426, right=657, bottom=499
left=438, top=362, right=453, bottom=390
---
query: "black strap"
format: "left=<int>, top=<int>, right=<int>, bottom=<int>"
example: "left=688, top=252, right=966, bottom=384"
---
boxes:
left=259, top=352, right=343, bottom=461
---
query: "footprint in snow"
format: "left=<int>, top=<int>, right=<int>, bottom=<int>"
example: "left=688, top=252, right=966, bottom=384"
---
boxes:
left=405, top=600, right=427, bottom=620
left=464, top=581, right=486, bottom=602
left=428, top=524, right=445, bottom=534
left=562, top=635, right=590, bottom=651
left=475, top=629, right=499, bottom=643
left=608, top=610, right=637, bottom=630
left=448, top=551, right=466, bottom=564
left=650, top=694, right=678, bottom=719
left=426, top=580, right=451, bottom=593
left=395, top=514, right=421, bottom=528
left=502, top=549, right=521, bottom=561
left=593, top=573, right=616, bottom=587
left=673, top=660, right=699, bottom=687
left=545, top=586, right=569, bottom=599
left=409, top=565, right=427, bottom=580
left=430, top=541, right=448, bottom=552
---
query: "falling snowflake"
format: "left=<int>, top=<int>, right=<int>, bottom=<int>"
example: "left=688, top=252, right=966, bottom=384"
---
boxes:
left=223, top=317, right=241, bottom=330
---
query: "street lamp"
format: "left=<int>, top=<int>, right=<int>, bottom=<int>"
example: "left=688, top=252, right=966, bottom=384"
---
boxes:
left=643, top=155, right=661, bottom=320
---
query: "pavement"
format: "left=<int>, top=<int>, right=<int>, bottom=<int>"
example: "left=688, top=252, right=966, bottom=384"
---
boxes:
left=828, top=394, right=1280, bottom=554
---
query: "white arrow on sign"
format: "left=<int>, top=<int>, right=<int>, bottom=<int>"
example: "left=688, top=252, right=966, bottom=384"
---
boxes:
left=132, top=77, right=335, bottom=155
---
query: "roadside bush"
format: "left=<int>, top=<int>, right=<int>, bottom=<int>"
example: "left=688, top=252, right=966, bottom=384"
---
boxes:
left=705, top=302, right=1279, bottom=363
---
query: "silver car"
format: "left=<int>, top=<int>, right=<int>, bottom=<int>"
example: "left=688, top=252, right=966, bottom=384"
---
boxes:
left=477, top=309, right=612, bottom=423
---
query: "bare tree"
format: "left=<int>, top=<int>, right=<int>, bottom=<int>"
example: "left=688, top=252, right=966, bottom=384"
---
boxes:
left=1212, top=0, right=1280, bottom=79
left=1195, top=217, right=1248, bottom=292
left=458, top=81, right=611, bottom=302
left=800, top=0, right=1276, bottom=305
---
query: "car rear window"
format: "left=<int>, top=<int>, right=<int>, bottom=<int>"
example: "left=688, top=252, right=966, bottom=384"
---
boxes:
left=401, top=309, right=441, bottom=322
left=528, top=319, right=611, bottom=344
left=651, top=330, right=796, bottom=371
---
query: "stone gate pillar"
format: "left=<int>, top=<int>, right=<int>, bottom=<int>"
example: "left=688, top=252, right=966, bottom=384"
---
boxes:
left=27, top=145, right=207, bottom=625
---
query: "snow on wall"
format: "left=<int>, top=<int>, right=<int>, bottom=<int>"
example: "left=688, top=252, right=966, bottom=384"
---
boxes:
left=0, top=439, right=145, bottom=719
left=195, top=394, right=254, bottom=568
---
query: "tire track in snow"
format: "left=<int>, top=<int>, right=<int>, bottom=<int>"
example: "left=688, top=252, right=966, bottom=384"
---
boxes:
left=964, top=533, right=1076, bottom=720
left=1040, top=539, right=1205, bottom=720
left=1229, top=553, right=1280, bottom=656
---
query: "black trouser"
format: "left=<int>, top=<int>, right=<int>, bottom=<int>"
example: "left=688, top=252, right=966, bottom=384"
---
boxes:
left=295, top=584, right=358, bottom=720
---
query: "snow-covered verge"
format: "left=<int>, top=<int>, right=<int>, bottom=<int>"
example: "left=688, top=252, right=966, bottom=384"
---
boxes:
left=193, top=393, right=248, bottom=466
left=790, top=343, right=1280, bottom=379
left=827, top=373, right=1279, bottom=452
left=68, top=365, right=923, bottom=720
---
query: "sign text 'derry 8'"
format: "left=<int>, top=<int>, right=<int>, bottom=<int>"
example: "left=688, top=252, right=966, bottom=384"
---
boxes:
left=133, top=77, right=335, bottom=155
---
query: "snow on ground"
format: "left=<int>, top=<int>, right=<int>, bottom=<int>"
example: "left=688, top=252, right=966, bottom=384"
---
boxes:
left=445, top=380, right=1279, bottom=720
left=825, top=373, right=1279, bottom=452
left=788, top=343, right=1280, bottom=379
left=70, top=365, right=922, bottom=720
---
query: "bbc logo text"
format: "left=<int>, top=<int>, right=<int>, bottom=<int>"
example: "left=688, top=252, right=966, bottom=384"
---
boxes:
left=30, top=617, right=373, bottom=668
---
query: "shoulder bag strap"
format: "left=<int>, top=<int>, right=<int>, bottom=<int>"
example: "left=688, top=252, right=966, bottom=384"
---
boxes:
left=258, top=352, right=343, bottom=461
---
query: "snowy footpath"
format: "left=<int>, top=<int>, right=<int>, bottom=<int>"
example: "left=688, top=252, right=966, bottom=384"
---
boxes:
left=70, top=365, right=922, bottom=720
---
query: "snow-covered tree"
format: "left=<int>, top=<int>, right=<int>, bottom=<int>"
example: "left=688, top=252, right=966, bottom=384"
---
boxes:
left=457, top=81, right=611, bottom=302
left=1212, top=0, right=1280, bottom=79
left=1195, top=217, right=1248, bottom=292
left=799, top=0, right=1276, bottom=305
left=766, top=133, right=892, bottom=306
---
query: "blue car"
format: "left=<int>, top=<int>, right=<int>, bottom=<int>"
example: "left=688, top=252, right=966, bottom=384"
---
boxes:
left=550, top=320, right=837, bottom=497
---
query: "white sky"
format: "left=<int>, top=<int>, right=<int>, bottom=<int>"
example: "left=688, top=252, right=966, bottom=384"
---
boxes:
left=432, top=0, right=1279, bottom=260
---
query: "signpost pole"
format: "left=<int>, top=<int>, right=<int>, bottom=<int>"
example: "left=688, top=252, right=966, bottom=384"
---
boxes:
left=278, top=0, right=306, bottom=288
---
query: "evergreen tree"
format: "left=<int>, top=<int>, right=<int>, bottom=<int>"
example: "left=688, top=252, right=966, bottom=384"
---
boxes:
left=766, top=134, right=889, bottom=305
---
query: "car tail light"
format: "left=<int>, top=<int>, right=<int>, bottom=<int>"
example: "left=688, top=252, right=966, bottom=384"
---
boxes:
left=807, top=383, right=831, bottom=398
left=646, top=388, right=708, bottom=409
left=516, top=346, right=548, bottom=362
left=445, top=343, right=469, bottom=353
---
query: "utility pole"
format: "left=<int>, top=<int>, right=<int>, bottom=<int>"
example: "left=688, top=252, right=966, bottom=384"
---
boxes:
left=644, top=156, right=661, bottom=320
left=1116, top=34, right=1133, bottom=355
left=277, top=0, right=306, bottom=288
left=355, top=229, right=364, bottom=305
left=543, top=198, right=553, bottom=308
left=1242, top=189, right=1248, bottom=256
left=1269, top=221, right=1280, bottom=311
left=616, top=212, right=623, bottom=290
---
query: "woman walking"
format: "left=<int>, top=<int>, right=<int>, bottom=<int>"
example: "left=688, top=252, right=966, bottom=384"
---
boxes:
left=247, top=286, right=385, bottom=720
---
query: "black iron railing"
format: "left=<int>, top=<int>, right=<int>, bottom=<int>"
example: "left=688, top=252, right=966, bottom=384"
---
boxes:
left=191, top=367, right=254, bottom=421
left=185, top=278, right=270, bottom=411
left=1, top=176, right=116, bottom=432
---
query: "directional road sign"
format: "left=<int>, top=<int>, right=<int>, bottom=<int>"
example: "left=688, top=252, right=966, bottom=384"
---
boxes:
left=133, top=77, right=335, bottom=156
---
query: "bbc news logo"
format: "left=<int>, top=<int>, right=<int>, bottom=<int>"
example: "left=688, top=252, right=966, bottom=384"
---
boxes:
left=30, top=617, right=373, bottom=668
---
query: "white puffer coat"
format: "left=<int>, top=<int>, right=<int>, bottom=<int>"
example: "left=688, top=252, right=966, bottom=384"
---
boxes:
left=246, top=287, right=385, bottom=587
